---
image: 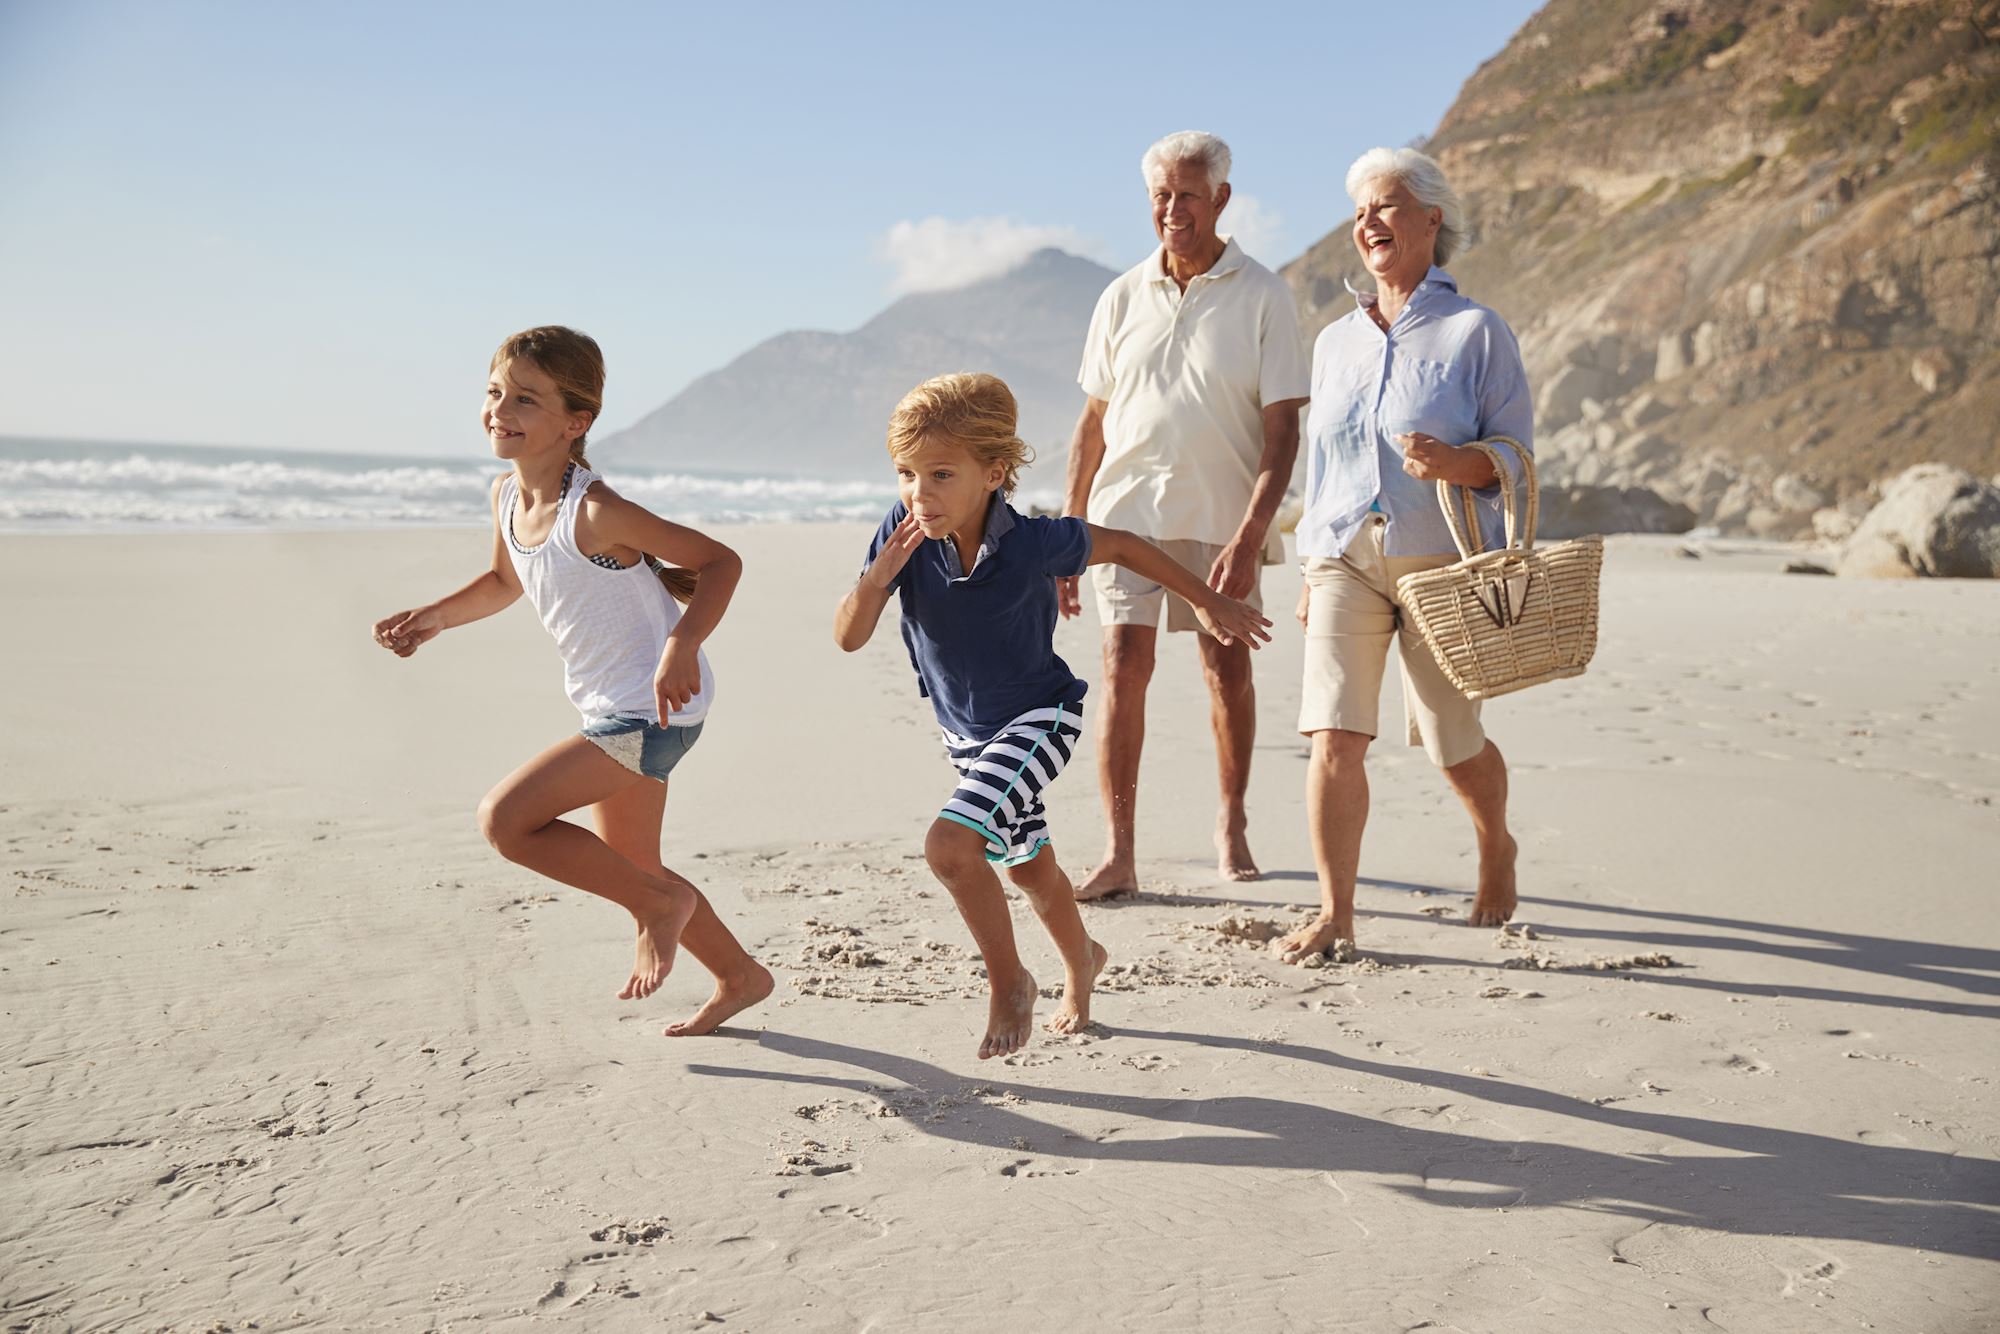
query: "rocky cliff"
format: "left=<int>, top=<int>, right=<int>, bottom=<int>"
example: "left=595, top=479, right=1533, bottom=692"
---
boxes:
left=1284, top=0, right=2000, bottom=538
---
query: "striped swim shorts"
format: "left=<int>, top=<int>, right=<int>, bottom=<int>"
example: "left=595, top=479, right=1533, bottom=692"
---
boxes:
left=938, top=703, right=1083, bottom=866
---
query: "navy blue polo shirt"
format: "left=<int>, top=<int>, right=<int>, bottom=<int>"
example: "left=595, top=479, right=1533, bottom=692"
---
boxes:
left=865, top=493, right=1093, bottom=742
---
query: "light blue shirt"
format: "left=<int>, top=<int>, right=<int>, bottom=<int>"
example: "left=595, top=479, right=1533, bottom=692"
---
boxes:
left=1297, top=267, right=1533, bottom=560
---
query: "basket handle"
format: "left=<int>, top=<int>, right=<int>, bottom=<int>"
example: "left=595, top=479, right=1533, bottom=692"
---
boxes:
left=1433, top=435, right=1537, bottom=557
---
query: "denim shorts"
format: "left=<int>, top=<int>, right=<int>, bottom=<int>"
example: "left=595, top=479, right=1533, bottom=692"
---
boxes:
left=580, top=715, right=704, bottom=782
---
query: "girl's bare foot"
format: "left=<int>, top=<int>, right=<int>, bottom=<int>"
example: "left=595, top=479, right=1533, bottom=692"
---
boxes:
left=620, top=887, right=696, bottom=1000
left=1048, top=939, right=1109, bottom=1035
left=979, top=970, right=1038, bottom=1060
left=1468, top=834, right=1519, bottom=927
left=1272, top=913, right=1357, bottom=965
left=664, top=962, right=775, bottom=1037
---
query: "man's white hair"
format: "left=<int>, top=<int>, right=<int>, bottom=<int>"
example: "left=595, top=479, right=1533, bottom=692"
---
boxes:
left=1345, top=146, right=1468, bottom=266
left=1141, top=131, right=1231, bottom=192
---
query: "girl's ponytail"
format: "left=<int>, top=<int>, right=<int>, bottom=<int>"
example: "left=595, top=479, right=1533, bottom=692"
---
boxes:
left=648, top=557, right=699, bottom=605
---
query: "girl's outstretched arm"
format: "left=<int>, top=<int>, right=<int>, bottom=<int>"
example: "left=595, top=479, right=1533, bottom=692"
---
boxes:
left=373, top=474, right=523, bottom=656
left=835, top=512, right=923, bottom=651
left=1084, top=524, right=1274, bottom=649
left=577, top=483, right=743, bottom=717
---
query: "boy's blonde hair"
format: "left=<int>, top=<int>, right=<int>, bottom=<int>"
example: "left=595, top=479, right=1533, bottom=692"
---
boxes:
left=887, top=372, right=1035, bottom=496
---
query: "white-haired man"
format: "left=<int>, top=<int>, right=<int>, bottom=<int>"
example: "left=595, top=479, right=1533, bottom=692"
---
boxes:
left=1059, top=130, right=1308, bottom=898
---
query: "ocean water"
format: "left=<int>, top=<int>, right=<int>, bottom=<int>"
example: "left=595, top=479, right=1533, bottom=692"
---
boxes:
left=0, top=437, right=925, bottom=532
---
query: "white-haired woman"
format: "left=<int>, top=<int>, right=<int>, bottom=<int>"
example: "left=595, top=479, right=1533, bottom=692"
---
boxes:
left=1274, top=146, right=1532, bottom=964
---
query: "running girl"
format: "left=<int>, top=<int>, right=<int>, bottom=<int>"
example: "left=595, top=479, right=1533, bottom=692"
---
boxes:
left=373, top=326, right=771, bottom=1035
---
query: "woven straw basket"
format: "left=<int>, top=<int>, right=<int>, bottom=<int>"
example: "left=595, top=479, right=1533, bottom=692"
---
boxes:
left=1394, top=437, right=1603, bottom=701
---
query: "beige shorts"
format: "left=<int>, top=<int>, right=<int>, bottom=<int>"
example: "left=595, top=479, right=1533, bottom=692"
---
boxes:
left=1298, top=515, right=1486, bottom=768
left=1092, top=532, right=1278, bottom=632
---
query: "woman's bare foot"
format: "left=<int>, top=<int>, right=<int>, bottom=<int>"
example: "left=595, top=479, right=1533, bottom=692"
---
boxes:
left=663, top=961, right=775, bottom=1037
left=1074, top=858, right=1138, bottom=903
left=620, top=886, right=696, bottom=1000
left=1272, top=913, right=1357, bottom=965
left=1047, top=939, right=1109, bottom=1035
left=1217, top=824, right=1260, bottom=883
left=1467, top=834, right=1518, bottom=927
left=979, top=970, right=1038, bottom=1060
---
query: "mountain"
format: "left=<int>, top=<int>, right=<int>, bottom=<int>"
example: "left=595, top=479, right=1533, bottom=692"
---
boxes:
left=1283, top=0, right=1999, bottom=537
left=600, top=248, right=1119, bottom=480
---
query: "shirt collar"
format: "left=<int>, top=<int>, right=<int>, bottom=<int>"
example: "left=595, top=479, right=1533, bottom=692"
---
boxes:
left=941, top=490, right=1015, bottom=581
left=1147, top=235, right=1248, bottom=285
left=1347, top=264, right=1457, bottom=310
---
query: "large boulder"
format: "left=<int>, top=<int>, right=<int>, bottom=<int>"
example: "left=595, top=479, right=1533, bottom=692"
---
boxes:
left=1834, top=464, right=2000, bottom=579
left=1537, top=484, right=1697, bottom=540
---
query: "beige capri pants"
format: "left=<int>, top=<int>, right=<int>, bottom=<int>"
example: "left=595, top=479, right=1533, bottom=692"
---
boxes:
left=1298, top=514, right=1487, bottom=769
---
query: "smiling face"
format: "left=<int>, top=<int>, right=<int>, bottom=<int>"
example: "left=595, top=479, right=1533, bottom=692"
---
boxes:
left=1149, top=158, right=1230, bottom=262
left=1352, top=175, right=1442, bottom=287
left=483, top=357, right=591, bottom=462
left=895, top=436, right=1006, bottom=541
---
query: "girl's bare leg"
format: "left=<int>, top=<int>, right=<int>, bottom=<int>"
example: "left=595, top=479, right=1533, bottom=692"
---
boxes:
left=478, top=736, right=696, bottom=999
left=1005, top=847, right=1107, bottom=1034
left=924, top=818, right=1036, bottom=1060
left=590, top=779, right=774, bottom=1035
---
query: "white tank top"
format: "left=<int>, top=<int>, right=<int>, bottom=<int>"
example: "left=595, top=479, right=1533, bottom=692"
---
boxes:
left=500, top=464, right=714, bottom=726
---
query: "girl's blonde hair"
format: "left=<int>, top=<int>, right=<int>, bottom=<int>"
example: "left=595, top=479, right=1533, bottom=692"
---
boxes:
left=886, top=372, right=1035, bottom=496
left=491, top=325, right=696, bottom=604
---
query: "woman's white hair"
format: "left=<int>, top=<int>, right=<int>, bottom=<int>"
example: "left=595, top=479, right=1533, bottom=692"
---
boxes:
left=1346, top=146, right=1468, bottom=266
left=1141, top=131, right=1231, bottom=192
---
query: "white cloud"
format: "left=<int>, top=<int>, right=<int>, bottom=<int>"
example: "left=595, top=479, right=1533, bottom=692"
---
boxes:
left=1222, top=192, right=1289, bottom=265
left=877, top=216, right=1096, bottom=294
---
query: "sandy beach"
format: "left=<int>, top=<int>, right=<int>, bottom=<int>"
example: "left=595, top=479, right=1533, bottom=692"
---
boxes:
left=3, top=523, right=1997, bottom=1333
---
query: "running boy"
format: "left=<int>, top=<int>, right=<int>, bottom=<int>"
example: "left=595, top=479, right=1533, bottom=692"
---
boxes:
left=834, top=373, right=1271, bottom=1059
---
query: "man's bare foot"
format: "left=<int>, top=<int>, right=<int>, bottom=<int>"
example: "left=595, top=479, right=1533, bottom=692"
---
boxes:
left=663, top=961, right=775, bottom=1037
left=1047, top=939, right=1109, bottom=1035
left=979, top=970, right=1038, bottom=1060
left=1217, top=824, right=1260, bottom=882
left=619, top=887, right=696, bottom=1000
left=1074, top=858, right=1138, bottom=903
left=1467, top=834, right=1518, bottom=927
left=1271, top=913, right=1357, bottom=965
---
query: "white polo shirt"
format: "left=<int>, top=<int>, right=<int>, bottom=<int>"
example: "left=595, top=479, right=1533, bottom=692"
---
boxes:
left=1078, top=236, right=1309, bottom=546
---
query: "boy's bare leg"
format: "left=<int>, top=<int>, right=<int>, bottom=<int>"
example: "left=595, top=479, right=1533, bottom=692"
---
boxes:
left=1198, top=632, right=1260, bottom=882
left=1275, top=728, right=1368, bottom=963
left=591, top=781, right=774, bottom=1036
left=925, top=819, right=1037, bottom=1059
left=478, top=736, right=695, bottom=1000
left=1077, top=624, right=1155, bottom=901
left=1443, top=740, right=1517, bottom=927
left=1006, top=846, right=1108, bottom=1034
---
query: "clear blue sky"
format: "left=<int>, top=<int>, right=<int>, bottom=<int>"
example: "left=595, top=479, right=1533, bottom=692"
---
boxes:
left=0, top=0, right=1540, bottom=457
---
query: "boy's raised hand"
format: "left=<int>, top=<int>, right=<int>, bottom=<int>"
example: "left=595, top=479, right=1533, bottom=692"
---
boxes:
left=372, top=606, right=443, bottom=657
left=862, top=511, right=926, bottom=590
left=1194, top=592, right=1274, bottom=649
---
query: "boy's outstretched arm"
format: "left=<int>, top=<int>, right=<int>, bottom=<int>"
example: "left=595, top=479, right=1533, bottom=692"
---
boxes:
left=1084, top=524, right=1274, bottom=649
left=835, top=511, right=923, bottom=651
left=373, top=474, right=524, bottom=657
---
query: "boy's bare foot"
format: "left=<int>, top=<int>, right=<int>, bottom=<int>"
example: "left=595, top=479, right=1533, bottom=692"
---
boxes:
left=1074, top=858, right=1137, bottom=902
left=1217, top=824, right=1260, bottom=882
left=1048, top=939, right=1109, bottom=1035
left=620, top=888, right=696, bottom=1001
left=664, top=961, right=775, bottom=1037
left=1467, top=834, right=1519, bottom=927
left=979, top=970, right=1038, bottom=1060
left=1272, top=913, right=1357, bottom=965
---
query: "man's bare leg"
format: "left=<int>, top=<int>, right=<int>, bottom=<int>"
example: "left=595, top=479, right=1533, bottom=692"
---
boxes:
left=1275, top=728, right=1369, bottom=963
left=925, top=819, right=1037, bottom=1059
left=1006, top=846, right=1108, bottom=1033
left=479, top=736, right=696, bottom=1001
left=590, top=781, right=774, bottom=1036
left=1198, top=632, right=1260, bottom=881
left=1443, top=740, right=1517, bottom=927
left=1076, top=624, right=1156, bottom=901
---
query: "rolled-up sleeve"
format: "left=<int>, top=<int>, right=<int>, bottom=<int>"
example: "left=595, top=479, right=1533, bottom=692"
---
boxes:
left=1470, top=316, right=1534, bottom=524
